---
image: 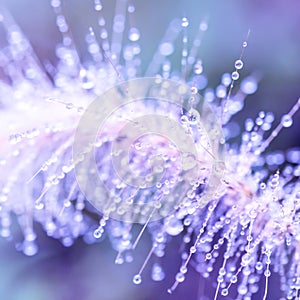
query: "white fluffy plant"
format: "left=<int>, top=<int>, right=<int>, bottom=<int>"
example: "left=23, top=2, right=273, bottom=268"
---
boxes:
left=0, top=1, right=300, bottom=300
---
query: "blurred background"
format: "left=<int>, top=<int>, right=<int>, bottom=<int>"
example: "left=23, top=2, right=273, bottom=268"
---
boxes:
left=0, top=0, right=299, bottom=299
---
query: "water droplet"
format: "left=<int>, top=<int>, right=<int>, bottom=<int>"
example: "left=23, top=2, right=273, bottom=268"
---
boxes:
left=181, top=17, right=189, bottom=28
left=221, top=289, right=228, bottom=296
left=238, top=284, right=248, bottom=295
left=190, top=246, right=196, bottom=253
left=180, top=115, right=189, bottom=125
left=234, top=59, right=243, bottom=70
left=94, top=0, right=102, bottom=11
left=188, top=108, right=200, bottom=125
left=206, top=253, right=212, bottom=260
left=35, top=201, right=44, bottom=210
left=194, top=60, right=203, bottom=74
left=190, top=86, right=198, bottom=94
left=264, top=269, right=271, bottom=277
left=281, top=114, right=293, bottom=128
left=128, top=5, right=135, bottom=13
left=241, top=76, right=257, bottom=94
left=243, top=41, right=248, bottom=48
left=175, top=272, right=185, bottom=282
left=200, top=21, right=208, bottom=31
left=93, top=228, right=102, bottom=239
left=66, top=103, right=74, bottom=110
left=165, top=216, right=184, bottom=236
left=133, top=274, right=142, bottom=285
left=159, top=42, right=174, bottom=56
left=152, top=263, right=165, bottom=281
left=221, top=73, right=231, bottom=87
left=128, top=28, right=140, bottom=42
left=231, top=71, right=239, bottom=81
left=255, top=261, right=263, bottom=271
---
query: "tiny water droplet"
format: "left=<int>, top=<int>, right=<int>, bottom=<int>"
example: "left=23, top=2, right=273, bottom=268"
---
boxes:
left=66, top=103, right=74, bottom=110
left=128, top=27, right=140, bottom=42
left=231, top=71, right=239, bottom=81
left=234, top=59, right=243, bottom=70
left=133, top=274, right=142, bottom=285
left=181, top=17, right=189, bottom=28
left=281, top=114, right=293, bottom=128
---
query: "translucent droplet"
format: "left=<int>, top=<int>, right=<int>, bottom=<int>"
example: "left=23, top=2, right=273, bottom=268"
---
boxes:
left=66, top=103, right=74, bottom=110
left=238, top=284, right=248, bottom=295
left=128, top=5, right=135, bottom=13
left=231, top=71, right=239, bottom=81
left=180, top=115, right=189, bottom=125
left=190, top=86, right=198, bottom=94
left=165, top=216, right=184, bottom=236
left=133, top=274, right=142, bottom=285
left=94, top=0, right=102, bottom=11
left=241, top=77, right=257, bottom=94
left=22, top=241, right=38, bottom=256
left=222, top=73, right=231, bottom=87
left=152, top=263, right=165, bottom=281
left=128, top=28, right=140, bottom=42
left=35, top=201, right=44, bottom=210
left=234, top=59, right=243, bottom=70
left=175, top=272, right=185, bottom=282
left=93, top=228, right=102, bottom=239
left=260, top=182, right=266, bottom=190
left=159, top=42, right=174, bottom=56
left=206, top=253, right=212, bottom=260
left=194, top=60, right=203, bottom=74
left=200, top=21, right=208, bottom=31
left=255, top=261, right=263, bottom=271
left=281, top=114, right=293, bottom=128
left=190, top=246, right=196, bottom=253
left=221, top=289, right=229, bottom=296
left=188, top=108, right=200, bottom=125
left=243, top=41, right=248, bottom=48
left=264, top=269, right=271, bottom=277
left=181, top=17, right=189, bottom=28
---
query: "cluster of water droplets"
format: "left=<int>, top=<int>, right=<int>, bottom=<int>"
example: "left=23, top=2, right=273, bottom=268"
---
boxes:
left=0, top=1, right=299, bottom=299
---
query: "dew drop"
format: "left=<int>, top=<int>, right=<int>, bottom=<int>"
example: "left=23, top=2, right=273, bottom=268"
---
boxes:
left=128, top=28, right=140, bottom=42
left=175, top=272, right=185, bottom=282
left=133, top=274, right=142, bottom=285
left=35, top=201, right=44, bottom=210
left=234, top=59, right=243, bottom=70
left=188, top=108, right=200, bottom=125
left=181, top=17, right=189, bottom=28
left=281, top=114, right=293, bottom=128
left=159, top=42, right=174, bottom=56
left=66, top=103, right=74, bottom=110
left=190, top=86, right=198, bottom=94
left=231, top=71, right=239, bottom=81
left=180, top=115, right=189, bottom=126
left=241, top=77, right=257, bottom=94
left=190, top=246, right=196, bottom=253
left=221, top=289, right=229, bottom=296
left=128, top=5, right=135, bottom=13
left=93, top=228, right=102, bottom=239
